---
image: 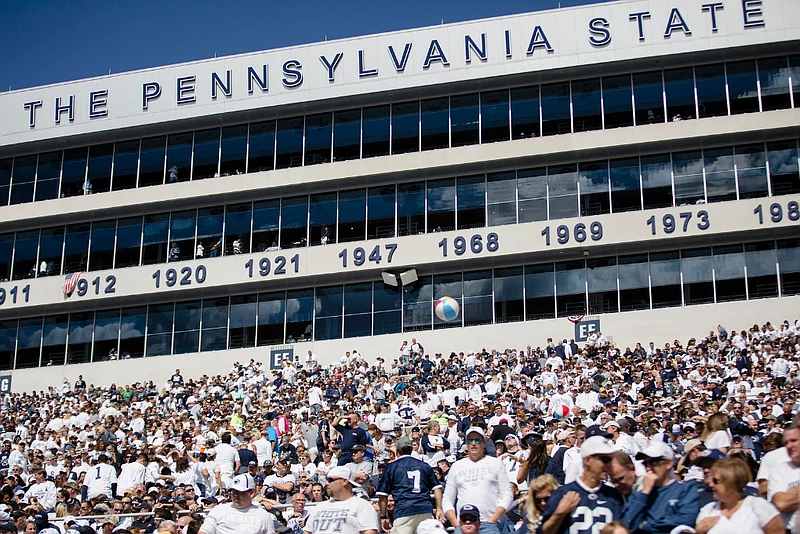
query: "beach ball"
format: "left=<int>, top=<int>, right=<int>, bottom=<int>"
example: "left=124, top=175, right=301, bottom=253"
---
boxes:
left=435, top=296, right=460, bottom=322
left=553, top=404, right=571, bottom=419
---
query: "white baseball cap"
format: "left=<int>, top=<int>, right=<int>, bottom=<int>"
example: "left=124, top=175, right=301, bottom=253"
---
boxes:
left=230, top=474, right=255, bottom=492
left=465, top=427, right=486, bottom=440
left=327, top=466, right=359, bottom=486
left=636, top=441, right=675, bottom=462
left=580, top=436, right=616, bottom=459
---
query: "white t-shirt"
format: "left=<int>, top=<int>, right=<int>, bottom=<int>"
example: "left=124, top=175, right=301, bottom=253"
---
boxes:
left=304, top=495, right=379, bottom=534
left=704, top=430, right=732, bottom=450
left=116, top=462, right=146, bottom=496
left=766, top=456, right=800, bottom=530
left=216, top=443, right=239, bottom=476
left=697, top=496, right=780, bottom=534
left=200, top=502, right=276, bottom=534
left=85, top=463, right=118, bottom=499
left=442, top=455, right=514, bottom=522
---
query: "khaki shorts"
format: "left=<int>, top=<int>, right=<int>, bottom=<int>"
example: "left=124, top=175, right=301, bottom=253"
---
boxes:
left=390, top=513, right=434, bottom=534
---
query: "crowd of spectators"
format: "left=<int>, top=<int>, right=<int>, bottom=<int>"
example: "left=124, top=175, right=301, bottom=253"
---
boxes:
left=0, top=318, right=798, bottom=534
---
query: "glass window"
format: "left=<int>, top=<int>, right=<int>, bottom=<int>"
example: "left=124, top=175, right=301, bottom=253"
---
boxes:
left=610, top=157, right=641, bottom=212
left=727, top=60, right=759, bottom=114
left=338, top=189, right=366, bottom=243
left=120, top=306, right=146, bottom=359
left=166, top=133, right=193, bottom=183
left=572, top=79, right=602, bottom=132
left=220, top=125, right=248, bottom=176
left=641, top=154, right=673, bottom=209
left=650, top=251, right=681, bottom=308
left=16, top=317, right=42, bottom=369
left=618, top=254, right=650, bottom=311
left=392, top=102, right=419, bottom=154
left=310, top=193, right=337, bottom=246
left=427, top=178, right=455, bottom=232
left=115, top=216, right=142, bottom=268
left=225, top=203, right=252, bottom=256
left=169, top=210, right=197, bottom=262
left=397, top=182, right=425, bottom=237
left=173, top=300, right=201, bottom=355
left=587, top=257, right=618, bottom=314
left=451, top=94, right=479, bottom=147
left=791, top=55, right=800, bottom=107
left=61, top=147, right=88, bottom=198
left=555, top=260, right=585, bottom=317
left=457, top=175, right=485, bottom=230
left=39, top=227, right=64, bottom=277
left=0, top=159, right=11, bottom=206
left=682, top=247, right=714, bottom=305
left=735, top=144, right=768, bottom=199
left=673, top=150, right=705, bottom=206
left=778, top=238, right=800, bottom=296
left=579, top=161, right=610, bottom=216
left=86, top=144, right=113, bottom=194
left=463, top=270, right=492, bottom=326
left=482, top=89, right=510, bottom=143
left=664, top=67, right=696, bottom=121
left=248, top=121, right=275, bottom=173
left=548, top=164, right=579, bottom=220
left=12, top=230, right=39, bottom=281
left=257, top=291, right=285, bottom=346
left=286, top=289, right=314, bottom=342
left=374, top=284, right=401, bottom=335
left=368, top=186, right=396, bottom=239
left=713, top=244, right=746, bottom=302
left=88, top=220, right=116, bottom=272
left=64, top=223, right=90, bottom=273
left=403, top=275, right=432, bottom=332
left=197, top=207, right=224, bottom=259
left=343, top=283, right=372, bottom=339
left=305, top=113, right=332, bottom=166
left=767, top=141, right=800, bottom=196
left=695, top=64, right=728, bottom=118
left=421, top=97, right=449, bottom=151
left=633, top=71, right=665, bottom=125
left=541, top=82, right=571, bottom=136
left=487, top=172, right=517, bottom=226
left=93, top=309, right=120, bottom=362
left=333, top=109, right=361, bottom=162
left=252, top=199, right=280, bottom=252
left=511, top=86, right=539, bottom=139
left=111, top=140, right=139, bottom=191
left=518, top=167, right=548, bottom=223
left=230, top=294, right=257, bottom=349
left=41, top=314, right=68, bottom=367
left=281, top=196, right=308, bottom=249
left=0, top=321, right=14, bottom=371
left=142, top=214, right=169, bottom=265
left=35, top=151, right=62, bottom=202
left=602, top=75, right=633, bottom=129
left=745, top=242, right=778, bottom=299
left=192, top=128, right=220, bottom=179
left=10, top=155, right=37, bottom=205
left=525, top=263, right=555, bottom=320
left=67, top=312, right=93, bottom=365
left=758, top=57, right=791, bottom=111
left=703, top=147, right=736, bottom=203
left=147, top=303, right=174, bottom=357
left=494, top=267, right=523, bottom=323
left=362, top=105, right=390, bottom=158
left=433, top=274, right=462, bottom=330
left=139, top=136, right=166, bottom=187
left=0, top=234, right=11, bottom=282
left=201, top=298, right=229, bottom=352
left=315, top=286, right=343, bottom=341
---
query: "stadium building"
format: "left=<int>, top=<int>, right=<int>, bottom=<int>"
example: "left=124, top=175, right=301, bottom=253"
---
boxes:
left=0, top=0, right=799, bottom=391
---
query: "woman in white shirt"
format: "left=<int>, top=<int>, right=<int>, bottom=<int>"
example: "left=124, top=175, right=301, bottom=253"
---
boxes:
left=701, top=413, right=732, bottom=453
left=696, top=457, right=783, bottom=534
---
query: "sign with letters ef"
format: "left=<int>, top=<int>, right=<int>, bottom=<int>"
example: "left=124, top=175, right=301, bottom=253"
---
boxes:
left=575, top=320, right=601, bottom=342
left=270, top=348, right=294, bottom=370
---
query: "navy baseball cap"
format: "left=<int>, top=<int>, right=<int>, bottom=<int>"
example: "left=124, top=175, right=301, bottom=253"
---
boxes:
left=459, top=504, right=480, bottom=521
left=692, top=449, right=726, bottom=467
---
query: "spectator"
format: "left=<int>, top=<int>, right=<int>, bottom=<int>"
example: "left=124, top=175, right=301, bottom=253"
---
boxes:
left=303, top=466, right=378, bottom=534
left=199, top=474, right=274, bottom=534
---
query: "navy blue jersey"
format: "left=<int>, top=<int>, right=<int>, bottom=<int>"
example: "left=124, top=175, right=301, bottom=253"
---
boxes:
left=376, top=455, right=441, bottom=519
left=537, top=480, right=625, bottom=534
left=398, top=406, right=416, bottom=420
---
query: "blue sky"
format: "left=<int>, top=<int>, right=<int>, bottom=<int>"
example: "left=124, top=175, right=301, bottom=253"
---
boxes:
left=0, top=0, right=610, bottom=91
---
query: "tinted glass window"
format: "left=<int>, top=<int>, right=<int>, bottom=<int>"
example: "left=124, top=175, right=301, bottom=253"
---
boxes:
left=197, top=207, right=224, bottom=258
left=225, top=203, right=252, bottom=255
left=525, top=263, right=555, bottom=320
left=201, top=298, right=229, bottom=352
left=12, top=230, right=38, bottom=281
left=511, top=86, right=539, bottom=139
left=89, top=220, right=116, bottom=272
left=767, top=141, right=800, bottom=196
left=86, top=144, right=113, bottom=194
left=285, top=289, right=314, bottom=342
left=34, top=151, right=61, bottom=202
left=230, top=294, right=257, bottom=349
left=745, top=242, right=778, bottom=299
left=572, top=79, right=602, bottom=132
left=67, top=312, right=93, bottom=364
left=610, top=157, right=641, bottom=212
left=727, top=60, right=759, bottom=115
left=10, top=155, right=37, bottom=205
left=618, top=254, right=650, bottom=311
left=315, top=286, right=343, bottom=341
left=112, top=140, right=140, bottom=191
left=734, top=144, right=768, bottom=199
left=587, top=257, right=618, bottom=314
left=703, top=147, right=736, bottom=203
left=169, top=210, right=197, bottom=262
left=173, top=301, right=201, bottom=355
left=602, top=74, right=633, bottom=129
left=16, top=317, right=42, bottom=369
left=463, top=270, right=492, bottom=326
left=338, top=189, right=366, bottom=243
left=695, top=64, right=728, bottom=118
left=0, top=322, right=15, bottom=371
left=403, top=275, right=432, bottom=332
left=374, top=284, right=401, bottom=335
left=641, top=154, right=673, bottom=209
left=421, top=98, right=449, bottom=151
left=61, top=147, right=88, bottom=198
left=368, top=186, right=395, bottom=239
left=682, top=248, right=714, bottom=305
left=397, top=182, right=425, bottom=237
left=220, top=125, right=248, bottom=176
left=555, top=260, right=586, bottom=317
left=758, top=57, right=791, bottom=111
left=482, top=89, right=510, bottom=143
left=433, top=273, right=462, bottom=330
left=673, top=151, right=705, bottom=205
left=248, top=121, right=275, bottom=173
left=310, top=193, right=337, bottom=246
left=392, top=102, right=419, bottom=154
left=633, top=71, right=664, bottom=124
left=252, top=199, right=280, bottom=252
left=0, top=234, right=11, bottom=282
left=541, top=83, right=571, bottom=136
left=714, top=244, right=746, bottom=302
left=142, top=213, right=169, bottom=265
left=333, top=109, right=361, bottom=162
left=276, top=117, right=304, bottom=169
left=305, top=113, right=332, bottom=166
left=487, top=172, right=517, bottom=227
left=120, top=306, right=146, bottom=359
left=281, top=196, right=308, bottom=249
left=579, top=161, right=610, bottom=216
left=64, top=223, right=90, bottom=273
left=362, top=105, right=390, bottom=158
left=457, top=175, right=486, bottom=229
left=192, top=128, right=220, bottom=179
left=344, top=283, right=373, bottom=339
left=41, top=315, right=68, bottom=367
left=427, top=178, right=455, bottom=232
left=257, top=291, right=285, bottom=346
left=0, top=159, right=11, bottom=206
left=518, top=168, right=548, bottom=223
left=93, top=309, right=120, bottom=363
left=548, top=164, right=579, bottom=220
left=39, top=227, right=64, bottom=276
left=664, top=67, right=696, bottom=121
left=451, top=94, right=479, bottom=147
left=139, top=136, right=166, bottom=187
left=166, top=133, right=193, bottom=183
left=115, top=216, right=142, bottom=268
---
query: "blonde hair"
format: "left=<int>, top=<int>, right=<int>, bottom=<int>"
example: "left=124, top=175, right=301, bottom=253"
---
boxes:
left=710, top=457, right=751, bottom=493
left=700, top=413, right=728, bottom=442
left=525, top=475, right=560, bottom=532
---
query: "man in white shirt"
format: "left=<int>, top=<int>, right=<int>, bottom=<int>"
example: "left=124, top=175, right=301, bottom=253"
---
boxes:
left=200, top=473, right=275, bottom=534
left=215, top=433, right=240, bottom=490
left=84, top=454, right=117, bottom=500
left=116, top=453, right=147, bottom=497
left=575, top=382, right=599, bottom=412
left=304, top=466, right=378, bottom=534
left=24, top=468, right=57, bottom=511
left=767, top=423, right=800, bottom=530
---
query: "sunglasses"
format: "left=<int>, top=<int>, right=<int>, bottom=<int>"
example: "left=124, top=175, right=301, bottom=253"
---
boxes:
left=461, top=517, right=479, bottom=524
left=327, top=477, right=342, bottom=483
left=535, top=496, right=550, bottom=503
left=466, top=438, right=483, bottom=444
left=644, top=459, right=666, bottom=467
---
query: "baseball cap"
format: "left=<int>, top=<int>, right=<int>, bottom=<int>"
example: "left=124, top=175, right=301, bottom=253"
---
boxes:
left=248, top=461, right=257, bottom=467
left=580, top=436, right=616, bottom=459
left=230, top=474, right=256, bottom=492
left=33, top=512, right=49, bottom=526
left=557, top=429, right=575, bottom=441
left=683, top=439, right=702, bottom=454
left=459, top=504, right=481, bottom=521
left=200, top=496, right=218, bottom=505
left=636, top=441, right=675, bottom=462
left=396, top=436, right=412, bottom=449
left=602, top=420, right=620, bottom=430
left=351, top=444, right=366, bottom=452
left=417, top=518, right=447, bottom=534
left=327, top=466, right=359, bottom=486
left=585, top=425, right=611, bottom=439
left=465, top=427, right=485, bottom=440
left=262, top=460, right=273, bottom=467
left=692, top=449, right=726, bottom=467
